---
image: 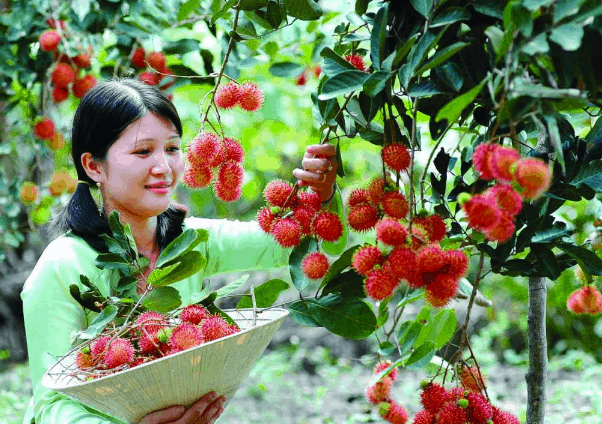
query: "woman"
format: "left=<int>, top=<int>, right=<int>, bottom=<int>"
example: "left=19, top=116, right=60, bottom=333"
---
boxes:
left=21, top=79, right=339, bottom=424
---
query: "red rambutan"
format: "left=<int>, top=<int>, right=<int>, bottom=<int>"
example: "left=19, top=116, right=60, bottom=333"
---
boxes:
left=374, top=360, right=398, bottom=382
left=445, top=250, right=469, bottom=280
left=170, top=323, right=204, bottom=351
left=466, top=392, right=493, bottom=423
left=414, top=215, right=447, bottom=243
left=293, top=206, right=316, bottom=235
left=180, top=304, right=210, bottom=325
left=387, top=247, right=422, bottom=287
left=216, top=161, right=244, bottom=189
left=581, top=285, right=602, bottom=315
left=147, top=51, right=166, bottom=71
left=492, top=407, right=521, bottom=424
left=200, top=315, right=230, bottom=342
left=182, top=165, right=213, bottom=188
left=436, top=403, right=467, bottom=424
left=34, top=118, right=55, bottom=140
left=223, top=137, right=244, bottom=163
left=298, top=189, right=322, bottom=211
left=472, top=143, right=498, bottom=180
left=491, top=146, right=520, bottom=181
left=91, top=336, right=110, bottom=358
left=271, top=217, right=302, bottom=247
left=463, top=194, right=501, bottom=231
left=302, top=252, right=330, bottom=279
left=215, top=82, right=241, bottom=109
left=190, top=132, right=221, bottom=163
left=72, top=74, right=97, bottom=99
left=352, top=245, right=384, bottom=276
left=213, top=178, right=242, bottom=202
left=420, top=383, right=450, bottom=414
left=513, top=158, right=552, bottom=200
left=364, top=266, right=400, bottom=301
left=257, top=206, right=276, bottom=234
left=74, top=53, right=91, bottom=69
left=412, top=409, right=436, bottom=424
left=139, top=71, right=160, bottom=86
left=382, top=143, right=411, bottom=172
left=345, top=54, right=367, bottom=72
left=264, top=179, right=294, bottom=207
left=379, top=401, right=409, bottom=424
left=51, top=63, right=76, bottom=87
left=238, top=81, right=264, bottom=112
left=381, top=191, right=409, bottom=220
left=40, top=30, right=61, bottom=52
left=52, top=85, right=69, bottom=103
left=365, top=376, right=393, bottom=404
left=347, top=188, right=371, bottom=207
left=76, top=347, right=94, bottom=369
left=311, top=210, right=343, bottom=242
left=485, top=212, right=515, bottom=243
left=367, top=177, right=387, bottom=204
left=416, top=245, right=445, bottom=274
left=347, top=203, right=380, bottom=232
left=376, top=218, right=408, bottom=246
left=485, top=184, right=522, bottom=216
left=103, top=338, right=135, bottom=369
left=131, top=47, right=146, bottom=68
left=425, top=274, right=459, bottom=307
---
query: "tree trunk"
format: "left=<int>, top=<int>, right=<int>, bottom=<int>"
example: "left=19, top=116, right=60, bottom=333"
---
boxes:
left=526, top=276, right=547, bottom=424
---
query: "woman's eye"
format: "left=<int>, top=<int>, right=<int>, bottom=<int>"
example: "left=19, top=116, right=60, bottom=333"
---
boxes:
left=135, top=149, right=150, bottom=155
left=167, top=146, right=180, bottom=153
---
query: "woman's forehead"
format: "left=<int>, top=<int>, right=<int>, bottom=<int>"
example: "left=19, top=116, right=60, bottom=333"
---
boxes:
left=116, top=112, right=179, bottom=147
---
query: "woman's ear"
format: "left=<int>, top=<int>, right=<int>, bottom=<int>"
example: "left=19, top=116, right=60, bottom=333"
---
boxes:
left=81, top=152, right=103, bottom=183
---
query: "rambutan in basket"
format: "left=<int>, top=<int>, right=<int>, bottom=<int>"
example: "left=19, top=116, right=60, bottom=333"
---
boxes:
left=42, top=308, right=289, bottom=424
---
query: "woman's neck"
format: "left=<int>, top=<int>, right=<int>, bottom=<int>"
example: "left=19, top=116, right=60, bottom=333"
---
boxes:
left=104, top=207, right=159, bottom=256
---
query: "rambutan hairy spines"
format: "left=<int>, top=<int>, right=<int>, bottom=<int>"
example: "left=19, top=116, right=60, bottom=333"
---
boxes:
left=271, top=217, right=302, bottom=247
left=436, top=403, right=467, bottom=424
left=416, top=245, right=445, bottom=274
left=492, top=407, right=521, bottom=424
left=491, top=146, right=520, bottom=181
left=364, top=266, right=400, bottom=301
left=302, top=252, right=330, bottom=280
left=200, top=314, right=230, bottom=342
left=418, top=214, right=447, bottom=243
left=425, top=273, right=459, bottom=307
left=463, top=194, right=501, bottom=231
left=264, top=179, right=294, bottom=207
left=352, top=245, right=384, bottom=276
left=374, top=360, right=399, bottom=382
left=368, top=177, right=387, bottom=205
left=485, top=212, right=516, bottom=243
left=376, top=218, right=409, bottom=246
left=238, top=81, right=265, bottom=112
left=190, top=132, right=220, bottom=162
left=216, top=161, right=244, bottom=189
left=76, top=347, right=94, bottom=369
left=381, top=191, right=409, bottom=219
left=420, top=382, right=450, bottom=413
left=345, top=53, right=367, bottom=72
left=472, top=143, right=498, bottom=180
left=382, top=143, right=411, bottom=173
left=182, top=165, right=213, bottom=188
left=365, top=376, right=393, bottom=404
left=311, top=210, right=343, bottom=242
left=213, top=179, right=242, bottom=202
left=223, top=137, right=244, bottom=163
left=466, top=392, right=493, bottom=423
left=445, top=250, right=469, bottom=280
left=513, top=157, right=552, bottom=200
left=486, top=184, right=523, bottom=216
left=387, top=246, right=421, bottom=285
left=412, top=409, right=436, bottom=424
left=348, top=203, right=380, bottom=232
left=292, top=206, right=315, bottom=235
left=91, top=336, right=111, bottom=358
left=257, top=206, right=276, bottom=234
left=180, top=304, right=210, bottom=325
left=379, top=401, right=409, bottom=424
left=297, top=190, right=322, bottom=211
left=103, top=338, right=135, bottom=369
left=170, top=323, right=204, bottom=351
left=214, top=82, right=240, bottom=109
left=581, top=285, right=602, bottom=315
left=347, top=188, right=371, bottom=207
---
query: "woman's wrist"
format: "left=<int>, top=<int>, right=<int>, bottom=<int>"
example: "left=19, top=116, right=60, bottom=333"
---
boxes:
left=321, top=183, right=337, bottom=205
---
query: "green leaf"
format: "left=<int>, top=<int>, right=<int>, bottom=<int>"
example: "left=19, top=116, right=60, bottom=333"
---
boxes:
left=523, top=0, right=554, bottom=11
left=211, top=0, right=237, bottom=24
left=416, top=42, right=470, bottom=75
left=319, top=70, right=370, bottom=100
left=320, top=190, right=349, bottom=255
left=156, top=228, right=207, bottom=268
left=434, top=62, right=464, bottom=92
left=398, top=30, right=442, bottom=88
left=430, top=7, right=471, bottom=27
left=265, top=1, right=286, bottom=28
left=269, top=62, right=306, bottom=78
left=432, top=309, right=457, bottom=349
left=289, top=237, right=318, bottom=292
left=319, top=245, right=359, bottom=290
left=473, top=0, right=504, bottom=19
left=573, top=160, right=602, bottom=191
left=485, top=26, right=505, bottom=56
left=237, top=279, right=290, bottom=308
left=142, top=287, right=181, bottom=313
left=320, top=47, right=356, bottom=77
left=163, top=39, right=201, bottom=55
left=436, top=77, right=487, bottom=124
left=215, top=274, right=249, bottom=298
left=534, top=245, right=562, bottom=280
left=521, top=33, right=550, bottom=55
left=408, top=81, right=443, bottom=97
left=511, top=4, right=533, bottom=37
left=287, top=300, right=320, bottom=326
left=405, top=340, right=436, bottom=369
left=355, top=0, right=371, bottom=15
left=544, top=115, right=566, bottom=175
left=236, top=20, right=258, bottom=39
left=510, top=80, right=584, bottom=99
left=235, top=0, right=268, bottom=10
left=78, top=306, right=118, bottom=339
left=94, top=253, right=130, bottom=272
left=148, top=251, right=207, bottom=286
left=71, top=0, right=91, bottom=22
left=557, top=244, right=602, bottom=276
left=306, top=294, right=377, bottom=339
left=283, top=0, right=322, bottom=21
left=363, top=71, right=391, bottom=97
left=392, top=33, right=420, bottom=68
left=549, top=23, right=584, bottom=51
left=370, top=4, right=389, bottom=70
left=398, top=321, right=422, bottom=355
left=178, top=0, right=201, bottom=21
left=409, top=0, right=434, bottom=18
left=554, top=0, right=587, bottom=22
left=377, top=298, right=391, bottom=327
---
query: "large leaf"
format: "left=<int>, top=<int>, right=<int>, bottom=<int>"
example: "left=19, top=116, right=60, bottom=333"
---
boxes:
left=211, top=0, right=237, bottom=24
left=473, top=0, right=504, bottom=18
left=237, top=279, right=290, bottom=308
left=415, top=42, right=470, bottom=75
left=554, top=0, right=587, bottom=22
left=398, top=30, right=438, bottom=88
left=289, top=237, right=318, bottom=292
left=557, top=243, right=602, bottom=276
left=405, top=340, right=436, bottom=369
left=534, top=245, right=562, bottom=280
left=269, top=62, right=306, bottom=78
left=287, top=300, right=320, bottom=326
left=142, top=286, right=182, bottom=313
left=572, top=160, right=602, bottom=191
left=549, top=22, right=584, bottom=51
left=435, top=77, right=487, bottom=124
left=319, top=245, right=360, bottom=289
left=510, top=79, right=584, bottom=99
left=306, top=294, right=377, bottom=339
left=148, top=251, right=207, bottom=286
left=370, top=4, right=389, bottom=70
left=431, top=6, right=470, bottom=27
left=283, top=0, right=322, bottom=21
left=77, top=305, right=118, bottom=340
left=320, top=47, right=356, bottom=78
left=363, top=71, right=391, bottom=97
left=409, top=0, right=434, bottom=18
left=215, top=274, right=249, bottom=298
left=156, top=228, right=208, bottom=268
left=398, top=320, right=423, bottom=355
left=95, top=253, right=130, bottom=272
left=318, top=70, right=371, bottom=100
left=544, top=114, right=566, bottom=175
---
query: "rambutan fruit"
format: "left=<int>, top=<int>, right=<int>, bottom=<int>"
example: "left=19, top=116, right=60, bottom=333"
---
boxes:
left=190, top=132, right=220, bottom=162
left=485, top=212, right=515, bottom=243
left=292, top=206, right=316, bottom=235
left=147, top=51, right=166, bottom=71
left=412, top=409, right=436, bottom=424
left=414, top=215, right=447, bottom=243
left=74, top=53, right=91, bottom=69
left=352, top=245, right=384, bottom=276
left=367, top=177, right=387, bottom=204
left=51, top=63, right=76, bottom=87
left=48, top=170, right=72, bottom=196
left=213, top=178, right=242, bottom=202
left=364, top=266, right=400, bottom=301
left=347, top=188, right=371, bottom=207
left=20, top=182, right=38, bottom=205
left=271, top=217, right=302, bottom=247
left=374, top=360, right=398, bottom=382
left=347, top=203, right=380, bottom=232
left=387, top=247, right=422, bottom=287
left=297, top=190, right=322, bottom=211
left=90, top=335, right=109, bottom=358
left=513, top=158, right=552, bottom=200
left=215, top=82, right=241, bottom=109
left=381, top=191, right=409, bottom=220
left=264, top=179, right=294, bottom=207
left=311, top=210, right=343, bottom=242
left=459, top=365, right=487, bottom=393
left=466, top=392, right=493, bottom=423
left=581, top=285, right=602, bottom=315
left=492, top=407, right=521, bottom=424
left=76, top=347, right=94, bottom=369
left=227, top=323, right=241, bottom=335
left=180, top=304, right=210, bottom=325
left=139, top=71, right=160, bottom=86
left=472, top=143, right=498, bottom=180
left=216, top=161, right=244, bottom=189
left=365, top=376, right=393, bottom=404
left=257, top=206, right=276, bottom=234
left=436, top=403, right=467, bottom=424
left=295, top=72, right=307, bottom=86
left=445, top=250, right=469, bottom=280
left=463, top=194, right=501, bottom=231
left=200, top=315, right=230, bottom=342
left=376, top=218, right=408, bottom=246
left=420, top=383, right=450, bottom=414
left=485, top=184, right=523, bottom=216
left=72, top=74, right=97, bottom=99
left=302, top=252, right=330, bottom=279
left=182, top=165, right=213, bottom=188
left=425, top=274, right=459, bottom=308
left=491, top=146, right=520, bottom=181
left=416, top=245, right=445, bottom=274
left=238, top=81, right=264, bottom=112
left=223, top=137, right=244, bottom=163
left=103, top=338, right=135, bottom=369
left=136, top=311, right=167, bottom=336
left=170, top=323, right=204, bottom=351
left=379, top=401, right=409, bottom=424
left=40, top=30, right=61, bottom=51
left=132, top=47, right=146, bottom=68
left=381, top=143, right=411, bottom=172
left=34, top=118, right=56, bottom=140
left=408, top=224, right=430, bottom=252
left=157, top=327, right=173, bottom=344
left=566, top=287, right=586, bottom=314
left=345, top=54, right=367, bottom=72
left=52, top=85, right=69, bottom=103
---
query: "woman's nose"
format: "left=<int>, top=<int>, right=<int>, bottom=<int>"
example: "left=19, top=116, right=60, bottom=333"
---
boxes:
left=149, top=151, right=170, bottom=175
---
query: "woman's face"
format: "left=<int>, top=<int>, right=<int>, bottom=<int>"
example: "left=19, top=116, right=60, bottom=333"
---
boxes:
left=98, top=111, right=184, bottom=220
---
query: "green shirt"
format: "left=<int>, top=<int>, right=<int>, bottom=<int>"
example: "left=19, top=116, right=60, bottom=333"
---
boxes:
left=21, top=217, right=290, bottom=424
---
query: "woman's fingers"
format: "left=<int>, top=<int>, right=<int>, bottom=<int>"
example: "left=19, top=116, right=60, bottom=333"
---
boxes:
left=140, top=405, right=186, bottom=424
left=173, top=392, right=225, bottom=424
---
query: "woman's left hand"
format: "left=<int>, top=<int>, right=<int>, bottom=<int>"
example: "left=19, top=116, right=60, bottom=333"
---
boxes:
left=293, top=143, right=338, bottom=203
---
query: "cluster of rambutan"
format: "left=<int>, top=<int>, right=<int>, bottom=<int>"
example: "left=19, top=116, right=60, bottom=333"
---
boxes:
left=38, top=20, right=97, bottom=103
left=131, top=47, right=175, bottom=96
left=462, top=143, right=552, bottom=243
left=182, top=132, right=245, bottom=202
left=414, top=381, right=520, bottom=424
left=74, top=304, right=240, bottom=379
left=347, top=176, right=468, bottom=307
left=365, top=361, right=409, bottom=424
left=566, top=284, right=602, bottom=315
left=214, top=81, right=265, bottom=112
left=256, top=179, right=344, bottom=279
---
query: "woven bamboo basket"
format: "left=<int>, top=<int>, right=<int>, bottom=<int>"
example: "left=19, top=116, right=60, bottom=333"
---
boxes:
left=42, top=308, right=289, bottom=423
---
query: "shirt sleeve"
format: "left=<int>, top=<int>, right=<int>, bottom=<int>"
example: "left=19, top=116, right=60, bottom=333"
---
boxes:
left=184, top=217, right=291, bottom=277
left=21, top=238, right=126, bottom=424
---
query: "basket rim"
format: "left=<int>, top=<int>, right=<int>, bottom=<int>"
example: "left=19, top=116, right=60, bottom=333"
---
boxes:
left=42, top=307, right=289, bottom=390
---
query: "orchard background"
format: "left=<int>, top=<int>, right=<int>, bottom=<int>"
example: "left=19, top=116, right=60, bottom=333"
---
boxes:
left=1, top=0, right=602, bottom=423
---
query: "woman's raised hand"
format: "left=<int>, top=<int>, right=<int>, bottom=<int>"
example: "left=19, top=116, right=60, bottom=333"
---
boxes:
left=292, top=143, right=338, bottom=203
left=140, top=392, right=225, bottom=424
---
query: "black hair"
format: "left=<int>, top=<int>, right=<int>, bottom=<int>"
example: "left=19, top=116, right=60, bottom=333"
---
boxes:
left=51, top=78, right=187, bottom=253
